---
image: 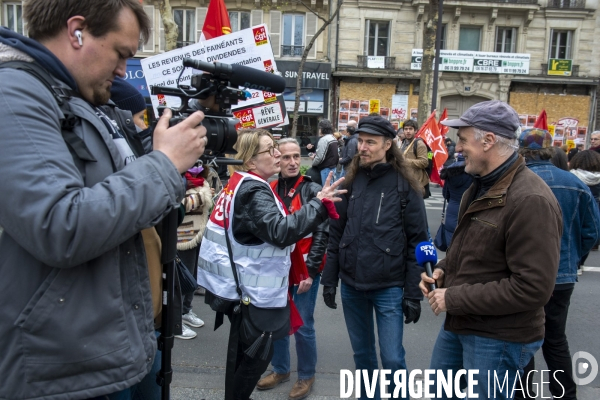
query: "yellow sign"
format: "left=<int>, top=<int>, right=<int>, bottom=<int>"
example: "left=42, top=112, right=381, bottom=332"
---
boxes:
left=369, top=99, right=380, bottom=115
left=548, top=59, right=572, bottom=76
left=548, top=125, right=555, bottom=136
left=566, top=139, right=575, bottom=151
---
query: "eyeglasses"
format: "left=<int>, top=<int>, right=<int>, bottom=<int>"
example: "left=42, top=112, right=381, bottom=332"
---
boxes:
left=255, top=143, right=279, bottom=157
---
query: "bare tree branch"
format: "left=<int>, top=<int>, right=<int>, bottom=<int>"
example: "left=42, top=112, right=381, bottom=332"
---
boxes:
left=295, top=0, right=329, bottom=23
left=291, top=0, right=344, bottom=137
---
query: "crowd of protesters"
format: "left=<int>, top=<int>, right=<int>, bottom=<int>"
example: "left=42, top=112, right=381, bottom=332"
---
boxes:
left=1, top=2, right=599, bottom=399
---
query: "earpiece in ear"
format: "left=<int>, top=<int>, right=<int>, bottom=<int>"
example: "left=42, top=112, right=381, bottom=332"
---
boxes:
left=75, top=30, right=83, bottom=46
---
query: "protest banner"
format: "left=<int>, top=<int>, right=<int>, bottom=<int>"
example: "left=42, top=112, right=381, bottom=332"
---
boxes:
left=141, top=24, right=287, bottom=128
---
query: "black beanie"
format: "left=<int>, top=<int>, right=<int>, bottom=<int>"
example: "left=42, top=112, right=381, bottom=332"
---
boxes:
left=110, top=77, right=146, bottom=114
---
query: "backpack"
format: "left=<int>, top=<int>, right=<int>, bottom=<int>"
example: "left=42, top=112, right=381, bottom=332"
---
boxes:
left=413, top=137, right=434, bottom=178
left=0, top=60, right=96, bottom=162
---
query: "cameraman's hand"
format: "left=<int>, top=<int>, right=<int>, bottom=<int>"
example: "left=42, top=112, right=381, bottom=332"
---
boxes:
left=153, top=108, right=207, bottom=174
left=323, top=286, right=337, bottom=309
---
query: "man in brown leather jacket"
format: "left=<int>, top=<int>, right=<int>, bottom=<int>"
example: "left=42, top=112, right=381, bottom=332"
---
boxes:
left=420, top=100, right=562, bottom=399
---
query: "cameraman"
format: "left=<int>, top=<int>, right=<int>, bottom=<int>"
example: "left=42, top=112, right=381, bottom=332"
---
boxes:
left=0, top=1, right=207, bottom=399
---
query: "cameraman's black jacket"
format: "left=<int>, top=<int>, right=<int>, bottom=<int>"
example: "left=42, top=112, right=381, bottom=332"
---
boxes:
left=321, top=163, right=428, bottom=300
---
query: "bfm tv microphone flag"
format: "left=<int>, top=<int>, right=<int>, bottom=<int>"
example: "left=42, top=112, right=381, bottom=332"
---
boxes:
left=201, top=0, right=232, bottom=41
left=416, top=111, right=448, bottom=186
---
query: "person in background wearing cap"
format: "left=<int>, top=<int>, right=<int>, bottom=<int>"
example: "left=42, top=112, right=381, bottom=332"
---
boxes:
left=513, top=129, right=600, bottom=400
left=420, top=100, right=563, bottom=399
left=339, top=119, right=359, bottom=178
left=400, top=119, right=431, bottom=197
left=311, top=119, right=339, bottom=184
left=321, top=115, right=429, bottom=399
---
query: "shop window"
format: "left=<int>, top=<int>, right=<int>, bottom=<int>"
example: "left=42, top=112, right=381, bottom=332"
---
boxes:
left=173, top=9, right=196, bottom=48
left=458, top=26, right=481, bottom=51
left=229, top=11, right=251, bottom=32
left=364, top=20, right=389, bottom=56
left=496, top=27, right=517, bottom=53
left=4, top=3, right=24, bottom=35
left=282, top=14, right=305, bottom=57
left=550, top=30, right=573, bottom=59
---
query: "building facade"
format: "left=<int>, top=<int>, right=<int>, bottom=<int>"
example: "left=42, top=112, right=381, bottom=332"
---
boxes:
left=2, top=0, right=599, bottom=139
left=332, top=0, right=600, bottom=141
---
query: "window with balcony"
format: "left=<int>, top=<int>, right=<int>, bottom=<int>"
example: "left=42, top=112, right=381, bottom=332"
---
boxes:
left=173, top=9, right=196, bottom=48
left=229, top=11, right=251, bottom=32
left=3, top=3, right=24, bottom=35
left=550, top=30, right=573, bottom=59
left=282, top=14, right=304, bottom=57
left=365, top=20, right=390, bottom=56
left=458, top=26, right=481, bottom=51
left=496, top=27, right=517, bottom=53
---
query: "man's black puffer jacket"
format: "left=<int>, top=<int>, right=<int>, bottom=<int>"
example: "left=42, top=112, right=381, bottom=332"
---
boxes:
left=232, top=179, right=329, bottom=249
left=273, top=174, right=329, bottom=279
left=321, top=163, right=429, bottom=300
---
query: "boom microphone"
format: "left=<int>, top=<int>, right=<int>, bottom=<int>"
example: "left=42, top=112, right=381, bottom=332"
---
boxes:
left=183, top=58, right=286, bottom=93
left=415, top=241, right=438, bottom=291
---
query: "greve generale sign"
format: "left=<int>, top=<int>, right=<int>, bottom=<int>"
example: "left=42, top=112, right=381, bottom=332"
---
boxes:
left=411, top=49, right=530, bottom=75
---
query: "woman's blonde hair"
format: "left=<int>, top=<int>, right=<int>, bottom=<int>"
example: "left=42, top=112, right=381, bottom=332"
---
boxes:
left=232, top=129, right=274, bottom=172
left=333, top=131, right=342, bottom=140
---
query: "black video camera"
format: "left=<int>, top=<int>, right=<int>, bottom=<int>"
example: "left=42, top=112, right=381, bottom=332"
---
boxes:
left=150, top=58, right=286, bottom=160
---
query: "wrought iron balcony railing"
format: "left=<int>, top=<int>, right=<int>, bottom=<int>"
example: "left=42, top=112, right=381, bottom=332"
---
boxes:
left=281, top=45, right=305, bottom=57
left=547, top=0, right=586, bottom=8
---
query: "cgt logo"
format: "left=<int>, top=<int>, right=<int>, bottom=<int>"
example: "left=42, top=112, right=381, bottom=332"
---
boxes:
left=253, top=27, right=268, bottom=46
left=572, top=351, right=598, bottom=385
left=263, top=59, right=274, bottom=72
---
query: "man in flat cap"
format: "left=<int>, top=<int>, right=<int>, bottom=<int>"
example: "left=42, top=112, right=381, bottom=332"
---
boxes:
left=419, top=100, right=563, bottom=399
left=321, top=115, right=429, bottom=399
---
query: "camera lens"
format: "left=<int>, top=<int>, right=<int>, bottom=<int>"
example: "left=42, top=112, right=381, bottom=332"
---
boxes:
left=201, top=116, right=238, bottom=154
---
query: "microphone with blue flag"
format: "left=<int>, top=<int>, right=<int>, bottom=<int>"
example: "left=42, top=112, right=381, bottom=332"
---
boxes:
left=416, top=241, right=438, bottom=291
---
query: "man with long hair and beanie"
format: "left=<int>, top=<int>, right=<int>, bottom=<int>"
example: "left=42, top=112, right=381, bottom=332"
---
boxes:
left=321, top=115, right=429, bottom=399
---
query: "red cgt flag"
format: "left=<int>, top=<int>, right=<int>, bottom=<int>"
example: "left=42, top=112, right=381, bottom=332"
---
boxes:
left=438, top=108, right=449, bottom=139
left=416, top=111, right=448, bottom=186
left=533, top=109, right=548, bottom=130
left=201, top=0, right=232, bottom=41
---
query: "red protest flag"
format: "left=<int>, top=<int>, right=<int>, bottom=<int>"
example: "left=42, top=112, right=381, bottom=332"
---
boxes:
left=533, top=109, right=548, bottom=130
left=416, top=111, right=448, bottom=185
left=201, top=0, right=232, bottom=41
left=438, top=108, right=449, bottom=139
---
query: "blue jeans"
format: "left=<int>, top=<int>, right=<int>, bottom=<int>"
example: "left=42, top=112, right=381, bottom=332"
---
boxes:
left=272, top=274, right=321, bottom=379
left=429, top=323, right=543, bottom=400
left=340, top=282, right=408, bottom=400
left=320, top=167, right=336, bottom=186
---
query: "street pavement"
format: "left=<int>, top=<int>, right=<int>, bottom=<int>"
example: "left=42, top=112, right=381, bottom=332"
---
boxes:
left=169, top=183, right=600, bottom=400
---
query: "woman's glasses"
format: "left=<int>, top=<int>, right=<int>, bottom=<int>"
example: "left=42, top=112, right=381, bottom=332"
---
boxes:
left=255, top=143, right=279, bottom=157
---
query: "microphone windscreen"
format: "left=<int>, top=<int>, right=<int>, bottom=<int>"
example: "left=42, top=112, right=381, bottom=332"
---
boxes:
left=230, top=64, right=286, bottom=93
left=415, top=241, right=438, bottom=266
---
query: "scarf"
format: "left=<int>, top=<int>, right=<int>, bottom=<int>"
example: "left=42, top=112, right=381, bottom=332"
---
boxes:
left=570, top=169, right=600, bottom=186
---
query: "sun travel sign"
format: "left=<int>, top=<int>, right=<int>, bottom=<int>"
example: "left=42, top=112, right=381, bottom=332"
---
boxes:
left=411, top=50, right=530, bottom=75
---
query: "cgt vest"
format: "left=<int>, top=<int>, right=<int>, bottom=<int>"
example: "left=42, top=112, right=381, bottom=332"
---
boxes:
left=197, top=172, right=292, bottom=308
left=270, top=177, right=325, bottom=273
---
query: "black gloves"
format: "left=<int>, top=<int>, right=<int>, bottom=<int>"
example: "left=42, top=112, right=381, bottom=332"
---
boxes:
left=402, top=298, right=421, bottom=324
left=323, top=286, right=337, bottom=309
